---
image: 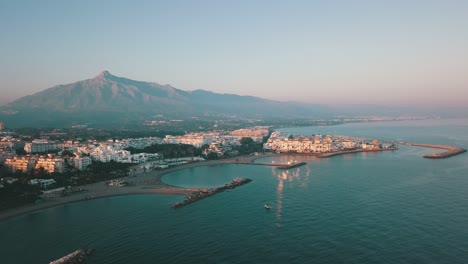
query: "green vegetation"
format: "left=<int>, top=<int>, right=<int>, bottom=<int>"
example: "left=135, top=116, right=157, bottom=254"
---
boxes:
left=205, top=152, right=219, bottom=160
left=68, top=161, right=133, bottom=185
left=235, top=137, right=264, bottom=155
left=0, top=181, right=42, bottom=211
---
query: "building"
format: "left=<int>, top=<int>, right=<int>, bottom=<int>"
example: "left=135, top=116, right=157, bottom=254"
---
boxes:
left=342, top=140, right=357, bottom=150
left=107, top=179, right=127, bottom=187
left=4, top=156, right=38, bottom=172
left=72, top=156, right=92, bottom=170
left=24, top=139, right=61, bottom=153
left=164, top=134, right=213, bottom=147
left=35, top=155, right=64, bottom=173
left=263, top=133, right=332, bottom=153
left=230, top=127, right=269, bottom=142
left=29, top=179, right=56, bottom=189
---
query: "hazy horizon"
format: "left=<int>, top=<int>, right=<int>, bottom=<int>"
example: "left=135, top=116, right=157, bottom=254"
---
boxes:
left=1, top=0, right=467, bottom=108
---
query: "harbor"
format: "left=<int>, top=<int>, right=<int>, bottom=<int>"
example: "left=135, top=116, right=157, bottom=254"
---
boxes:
left=171, top=178, right=252, bottom=208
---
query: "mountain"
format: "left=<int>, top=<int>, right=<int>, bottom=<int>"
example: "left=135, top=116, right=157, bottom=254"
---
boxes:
left=0, top=71, right=328, bottom=128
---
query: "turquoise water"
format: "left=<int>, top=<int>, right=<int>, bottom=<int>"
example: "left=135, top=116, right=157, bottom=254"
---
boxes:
left=1, top=118, right=468, bottom=264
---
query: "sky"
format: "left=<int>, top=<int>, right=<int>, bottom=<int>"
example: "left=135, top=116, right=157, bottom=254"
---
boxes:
left=0, top=0, right=467, bottom=107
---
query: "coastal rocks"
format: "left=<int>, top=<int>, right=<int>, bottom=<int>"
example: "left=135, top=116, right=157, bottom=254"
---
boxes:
left=277, top=162, right=307, bottom=169
left=49, top=248, right=94, bottom=264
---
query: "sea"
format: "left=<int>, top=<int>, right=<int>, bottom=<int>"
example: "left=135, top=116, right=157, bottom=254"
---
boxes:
left=1, top=118, right=468, bottom=264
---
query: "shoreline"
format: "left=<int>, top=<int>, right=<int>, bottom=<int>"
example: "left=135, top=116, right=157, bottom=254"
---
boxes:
left=2, top=142, right=461, bottom=222
left=0, top=154, right=277, bottom=222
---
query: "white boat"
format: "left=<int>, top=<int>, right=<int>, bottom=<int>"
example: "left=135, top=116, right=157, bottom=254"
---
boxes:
left=264, top=204, right=271, bottom=209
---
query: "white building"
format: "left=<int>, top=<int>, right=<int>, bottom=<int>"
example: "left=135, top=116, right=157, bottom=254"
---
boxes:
left=264, top=133, right=331, bottom=153
left=24, top=139, right=62, bottom=153
left=72, top=156, right=92, bottom=170
left=108, top=179, right=127, bottom=187
left=29, top=178, right=56, bottom=189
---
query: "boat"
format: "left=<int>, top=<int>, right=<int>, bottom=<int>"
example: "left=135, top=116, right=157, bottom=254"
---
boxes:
left=264, top=204, right=271, bottom=209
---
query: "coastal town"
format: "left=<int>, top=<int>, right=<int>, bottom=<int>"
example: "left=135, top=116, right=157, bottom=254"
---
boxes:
left=0, top=125, right=395, bottom=178
left=0, top=120, right=465, bottom=219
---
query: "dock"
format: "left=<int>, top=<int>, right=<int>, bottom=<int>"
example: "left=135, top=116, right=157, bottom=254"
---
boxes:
left=49, top=249, right=94, bottom=264
left=401, top=142, right=466, bottom=159
left=171, top=178, right=252, bottom=208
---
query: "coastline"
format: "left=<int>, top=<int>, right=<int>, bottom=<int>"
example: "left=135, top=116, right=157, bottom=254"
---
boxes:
left=2, top=141, right=459, bottom=222
left=0, top=149, right=403, bottom=222
left=0, top=154, right=277, bottom=222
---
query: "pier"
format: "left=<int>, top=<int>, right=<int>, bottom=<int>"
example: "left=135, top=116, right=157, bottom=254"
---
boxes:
left=401, top=142, right=466, bottom=159
left=171, top=178, right=252, bottom=208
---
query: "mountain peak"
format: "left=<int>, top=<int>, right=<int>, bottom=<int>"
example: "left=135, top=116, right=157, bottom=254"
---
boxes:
left=96, top=70, right=113, bottom=79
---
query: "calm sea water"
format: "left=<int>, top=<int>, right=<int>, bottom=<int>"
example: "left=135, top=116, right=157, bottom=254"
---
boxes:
left=1, top=118, right=468, bottom=264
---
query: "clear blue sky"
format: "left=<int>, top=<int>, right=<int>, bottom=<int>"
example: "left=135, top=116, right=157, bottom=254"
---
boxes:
left=1, top=0, right=467, bottom=106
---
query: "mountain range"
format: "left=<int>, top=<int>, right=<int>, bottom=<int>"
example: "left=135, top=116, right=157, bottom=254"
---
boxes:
left=0, top=71, right=329, bottom=128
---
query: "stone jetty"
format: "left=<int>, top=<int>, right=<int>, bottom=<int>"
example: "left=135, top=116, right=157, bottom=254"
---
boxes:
left=171, top=178, right=252, bottom=208
left=277, top=162, right=307, bottom=169
left=49, top=249, right=94, bottom=264
left=402, top=142, right=467, bottom=159
left=318, top=147, right=398, bottom=158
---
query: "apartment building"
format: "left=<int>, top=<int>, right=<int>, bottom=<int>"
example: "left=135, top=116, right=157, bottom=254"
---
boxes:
left=4, top=156, right=38, bottom=172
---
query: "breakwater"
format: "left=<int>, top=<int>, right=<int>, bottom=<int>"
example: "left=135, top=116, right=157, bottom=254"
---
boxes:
left=233, top=160, right=307, bottom=169
left=318, top=147, right=398, bottom=158
left=49, top=249, right=94, bottom=264
left=171, top=178, right=252, bottom=208
left=401, top=142, right=467, bottom=159
left=277, top=162, right=307, bottom=169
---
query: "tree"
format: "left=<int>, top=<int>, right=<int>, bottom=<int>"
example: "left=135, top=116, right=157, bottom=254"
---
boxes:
left=61, top=149, right=75, bottom=157
left=15, top=148, right=27, bottom=156
left=206, top=152, right=219, bottom=160
left=240, top=137, right=254, bottom=145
